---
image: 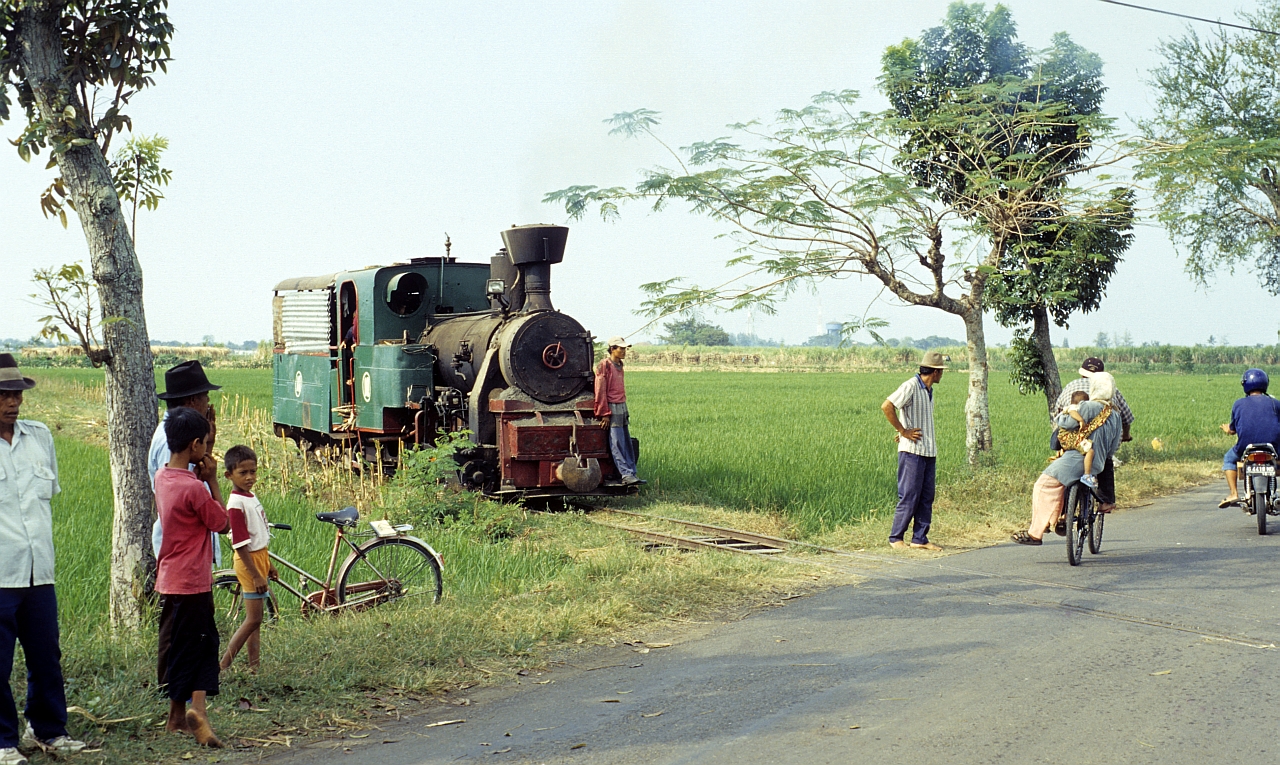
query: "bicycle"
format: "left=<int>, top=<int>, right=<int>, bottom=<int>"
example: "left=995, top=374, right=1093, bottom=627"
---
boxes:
left=212, top=506, right=443, bottom=630
left=1064, top=480, right=1104, bottom=566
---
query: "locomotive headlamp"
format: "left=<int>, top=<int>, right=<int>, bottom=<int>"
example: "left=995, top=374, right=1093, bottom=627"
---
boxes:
left=486, top=279, right=505, bottom=297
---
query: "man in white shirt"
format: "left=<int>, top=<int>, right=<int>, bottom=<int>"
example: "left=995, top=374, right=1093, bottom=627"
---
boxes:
left=150, top=360, right=222, bottom=567
left=881, top=351, right=948, bottom=552
left=0, top=354, right=84, bottom=765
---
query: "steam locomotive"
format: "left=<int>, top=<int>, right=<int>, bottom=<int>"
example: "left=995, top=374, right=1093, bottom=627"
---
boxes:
left=271, top=224, right=635, bottom=499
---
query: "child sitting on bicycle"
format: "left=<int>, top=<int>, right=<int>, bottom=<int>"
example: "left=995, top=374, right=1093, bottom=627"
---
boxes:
left=1058, top=391, right=1100, bottom=489
left=219, top=445, right=278, bottom=673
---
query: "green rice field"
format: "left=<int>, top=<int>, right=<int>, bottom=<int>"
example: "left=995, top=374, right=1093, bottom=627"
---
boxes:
left=628, top=371, right=1237, bottom=531
left=34, top=366, right=1242, bottom=624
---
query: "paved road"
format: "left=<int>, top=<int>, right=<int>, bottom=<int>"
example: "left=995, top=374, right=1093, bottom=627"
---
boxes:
left=277, top=484, right=1280, bottom=764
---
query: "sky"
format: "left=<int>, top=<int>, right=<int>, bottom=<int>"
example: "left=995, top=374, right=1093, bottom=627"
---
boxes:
left=2, top=0, right=1277, bottom=348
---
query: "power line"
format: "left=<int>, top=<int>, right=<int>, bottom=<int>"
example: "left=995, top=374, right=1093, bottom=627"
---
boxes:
left=1096, top=0, right=1280, bottom=37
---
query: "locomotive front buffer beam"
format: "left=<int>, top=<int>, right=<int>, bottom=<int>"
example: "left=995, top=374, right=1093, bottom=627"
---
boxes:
left=490, top=398, right=638, bottom=499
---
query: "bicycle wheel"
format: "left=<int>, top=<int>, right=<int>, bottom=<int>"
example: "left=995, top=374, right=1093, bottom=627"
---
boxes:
left=1256, top=491, right=1268, bottom=536
left=212, top=572, right=277, bottom=635
left=1065, top=484, right=1087, bottom=566
left=336, top=537, right=442, bottom=606
left=1088, top=497, right=1105, bottom=554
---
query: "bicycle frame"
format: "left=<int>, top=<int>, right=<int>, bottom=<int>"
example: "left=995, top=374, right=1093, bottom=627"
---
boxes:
left=264, top=525, right=400, bottom=615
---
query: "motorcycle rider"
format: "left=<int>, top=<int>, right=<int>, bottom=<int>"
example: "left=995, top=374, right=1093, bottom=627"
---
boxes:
left=1218, top=368, right=1280, bottom=508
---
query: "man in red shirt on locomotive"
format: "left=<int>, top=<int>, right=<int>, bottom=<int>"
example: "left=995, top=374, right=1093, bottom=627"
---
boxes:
left=594, top=336, right=642, bottom=486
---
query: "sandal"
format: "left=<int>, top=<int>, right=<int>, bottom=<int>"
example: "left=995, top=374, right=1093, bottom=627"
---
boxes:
left=1218, top=497, right=1240, bottom=509
left=1010, top=531, right=1042, bottom=546
left=1054, top=517, right=1067, bottom=536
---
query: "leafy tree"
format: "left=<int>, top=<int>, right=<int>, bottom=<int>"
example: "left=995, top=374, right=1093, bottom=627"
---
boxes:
left=1, top=0, right=173, bottom=629
left=1094, top=332, right=1110, bottom=348
left=660, top=317, right=732, bottom=346
left=882, top=3, right=1134, bottom=413
left=549, top=7, right=1128, bottom=463
left=30, top=262, right=109, bottom=363
left=1138, top=1, right=1280, bottom=292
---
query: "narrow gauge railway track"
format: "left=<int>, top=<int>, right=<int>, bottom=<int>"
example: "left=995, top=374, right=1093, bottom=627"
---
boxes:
left=590, top=508, right=1280, bottom=650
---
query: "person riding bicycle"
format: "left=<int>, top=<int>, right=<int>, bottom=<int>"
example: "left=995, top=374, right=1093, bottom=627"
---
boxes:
left=1012, top=372, right=1122, bottom=546
left=1218, top=368, right=1280, bottom=508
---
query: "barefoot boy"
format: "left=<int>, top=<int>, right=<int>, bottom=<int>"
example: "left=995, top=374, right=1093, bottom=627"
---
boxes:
left=219, top=446, right=276, bottom=673
left=155, top=407, right=228, bottom=748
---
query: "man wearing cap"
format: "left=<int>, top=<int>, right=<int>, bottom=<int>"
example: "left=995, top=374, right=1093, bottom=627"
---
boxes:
left=594, top=337, right=641, bottom=486
left=150, top=360, right=223, bottom=565
left=1051, top=357, right=1134, bottom=513
left=881, top=351, right=948, bottom=551
left=0, top=354, right=86, bottom=765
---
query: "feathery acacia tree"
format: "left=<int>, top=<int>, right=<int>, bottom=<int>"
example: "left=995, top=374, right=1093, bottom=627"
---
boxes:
left=1, top=0, right=173, bottom=629
left=1138, top=1, right=1280, bottom=292
left=549, top=89, right=1124, bottom=463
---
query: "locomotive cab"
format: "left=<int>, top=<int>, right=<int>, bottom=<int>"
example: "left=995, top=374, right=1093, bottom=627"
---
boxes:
left=272, top=256, right=489, bottom=453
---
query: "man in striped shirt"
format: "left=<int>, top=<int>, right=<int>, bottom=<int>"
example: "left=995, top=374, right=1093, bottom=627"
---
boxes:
left=881, top=351, right=948, bottom=551
left=1051, top=357, right=1134, bottom=513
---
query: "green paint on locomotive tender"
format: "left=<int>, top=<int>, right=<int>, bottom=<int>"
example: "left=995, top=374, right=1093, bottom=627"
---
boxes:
left=273, top=352, right=335, bottom=432
left=273, top=259, right=490, bottom=437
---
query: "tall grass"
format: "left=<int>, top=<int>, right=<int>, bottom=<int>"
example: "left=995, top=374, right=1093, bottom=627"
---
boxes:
left=17, top=368, right=824, bottom=764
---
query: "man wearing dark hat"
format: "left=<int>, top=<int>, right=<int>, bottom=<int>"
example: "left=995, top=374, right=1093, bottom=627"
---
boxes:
left=0, top=355, right=85, bottom=765
left=150, top=361, right=223, bottom=565
left=881, top=351, right=949, bottom=551
left=1051, top=357, right=1134, bottom=513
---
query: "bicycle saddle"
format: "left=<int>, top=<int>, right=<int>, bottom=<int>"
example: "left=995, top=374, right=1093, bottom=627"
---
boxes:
left=315, top=506, right=360, bottom=527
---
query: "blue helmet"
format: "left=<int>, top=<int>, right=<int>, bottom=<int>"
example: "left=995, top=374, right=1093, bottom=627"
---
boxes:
left=1242, top=368, right=1269, bottom=394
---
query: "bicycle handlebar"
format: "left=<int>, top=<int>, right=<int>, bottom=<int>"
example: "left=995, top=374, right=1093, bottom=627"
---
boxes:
left=268, top=523, right=293, bottom=531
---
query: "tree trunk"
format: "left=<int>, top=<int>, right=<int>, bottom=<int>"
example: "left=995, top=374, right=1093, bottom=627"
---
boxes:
left=17, top=1, right=158, bottom=630
left=960, top=308, right=993, bottom=465
left=1030, top=305, right=1062, bottom=415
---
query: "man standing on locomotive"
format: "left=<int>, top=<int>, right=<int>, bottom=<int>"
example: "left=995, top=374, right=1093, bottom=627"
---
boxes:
left=595, top=337, right=641, bottom=486
left=881, top=351, right=948, bottom=551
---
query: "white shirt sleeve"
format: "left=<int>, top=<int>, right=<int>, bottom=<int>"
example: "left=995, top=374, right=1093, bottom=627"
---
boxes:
left=886, top=378, right=915, bottom=410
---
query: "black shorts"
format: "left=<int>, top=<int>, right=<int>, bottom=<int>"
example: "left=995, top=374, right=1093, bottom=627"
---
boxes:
left=157, top=592, right=220, bottom=701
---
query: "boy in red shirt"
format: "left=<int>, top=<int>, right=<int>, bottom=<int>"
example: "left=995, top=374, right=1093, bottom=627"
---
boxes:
left=219, top=445, right=276, bottom=673
left=154, top=407, right=229, bottom=748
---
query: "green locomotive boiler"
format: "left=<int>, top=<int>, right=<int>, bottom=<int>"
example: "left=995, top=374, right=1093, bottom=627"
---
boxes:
left=271, top=225, right=634, bottom=499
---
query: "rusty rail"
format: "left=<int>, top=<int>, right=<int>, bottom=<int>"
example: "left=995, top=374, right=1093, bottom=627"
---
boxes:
left=589, top=512, right=802, bottom=556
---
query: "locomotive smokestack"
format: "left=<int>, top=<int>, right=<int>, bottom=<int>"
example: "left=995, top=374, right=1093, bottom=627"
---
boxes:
left=500, top=224, right=568, bottom=313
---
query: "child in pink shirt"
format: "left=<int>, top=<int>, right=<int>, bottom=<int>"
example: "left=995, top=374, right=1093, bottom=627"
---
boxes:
left=154, top=407, right=228, bottom=748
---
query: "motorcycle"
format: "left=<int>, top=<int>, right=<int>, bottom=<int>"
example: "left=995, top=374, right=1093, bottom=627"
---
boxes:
left=1240, top=443, right=1279, bottom=535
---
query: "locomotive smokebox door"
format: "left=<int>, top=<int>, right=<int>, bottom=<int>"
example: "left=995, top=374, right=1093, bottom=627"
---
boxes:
left=498, top=312, right=592, bottom=403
